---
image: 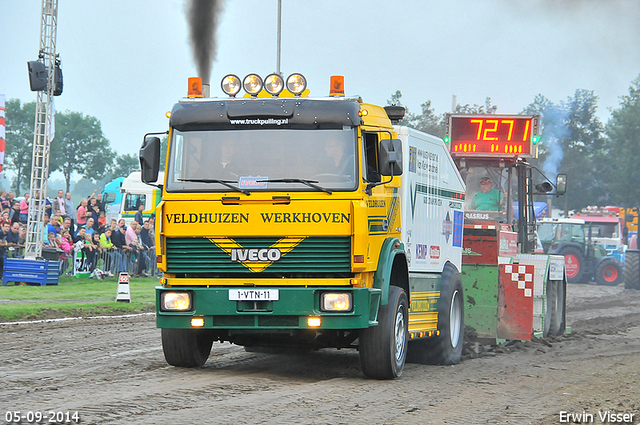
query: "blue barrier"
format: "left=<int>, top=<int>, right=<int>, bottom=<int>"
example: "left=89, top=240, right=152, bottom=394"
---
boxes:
left=2, top=258, right=60, bottom=286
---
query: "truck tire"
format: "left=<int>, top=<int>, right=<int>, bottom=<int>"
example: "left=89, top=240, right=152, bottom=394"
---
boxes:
left=595, top=259, right=623, bottom=286
left=407, top=264, right=464, bottom=365
left=560, top=246, right=585, bottom=284
left=624, top=250, right=640, bottom=290
left=548, top=280, right=565, bottom=335
left=359, top=285, right=408, bottom=379
left=161, top=328, right=214, bottom=367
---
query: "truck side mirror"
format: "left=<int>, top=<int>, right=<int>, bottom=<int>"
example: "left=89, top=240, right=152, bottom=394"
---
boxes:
left=556, top=174, right=567, bottom=195
left=140, top=136, right=161, bottom=184
left=378, top=138, right=403, bottom=176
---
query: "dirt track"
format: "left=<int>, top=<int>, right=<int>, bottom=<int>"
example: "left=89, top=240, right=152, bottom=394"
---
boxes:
left=1, top=283, right=640, bottom=425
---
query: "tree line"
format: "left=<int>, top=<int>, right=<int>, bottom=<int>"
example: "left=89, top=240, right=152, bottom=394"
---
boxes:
left=3, top=99, right=141, bottom=194
left=389, top=74, right=640, bottom=211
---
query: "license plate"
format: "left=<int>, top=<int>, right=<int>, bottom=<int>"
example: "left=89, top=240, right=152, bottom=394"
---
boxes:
left=228, top=289, right=279, bottom=301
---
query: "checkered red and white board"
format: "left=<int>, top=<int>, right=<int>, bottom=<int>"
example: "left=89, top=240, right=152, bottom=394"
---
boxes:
left=498, top=263, right=535, bottom=340
left=504, top=264, right=534, bottom=298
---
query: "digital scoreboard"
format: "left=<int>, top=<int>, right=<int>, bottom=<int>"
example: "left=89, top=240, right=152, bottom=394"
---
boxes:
left=445, top=114, right=540, bottom=158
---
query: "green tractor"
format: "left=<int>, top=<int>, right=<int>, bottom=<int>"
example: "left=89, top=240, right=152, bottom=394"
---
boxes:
left=537, top=218, right=623, bottom=285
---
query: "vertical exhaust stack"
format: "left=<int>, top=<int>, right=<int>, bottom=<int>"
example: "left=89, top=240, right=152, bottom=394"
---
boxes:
left=186, top=0, right=225, bottom=88
left=202, top=84, right=210, bottom=98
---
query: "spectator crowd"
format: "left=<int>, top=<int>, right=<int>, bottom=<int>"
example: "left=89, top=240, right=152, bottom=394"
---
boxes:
left=0, top=188, right=156, bottom=279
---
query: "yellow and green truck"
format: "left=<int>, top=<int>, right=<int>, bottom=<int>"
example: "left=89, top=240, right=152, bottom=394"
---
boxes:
left=139, top=74, right=466, bottom=379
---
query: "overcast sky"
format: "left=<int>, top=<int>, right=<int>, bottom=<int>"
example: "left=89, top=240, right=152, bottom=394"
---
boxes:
left=1, top=0, right=639, bottom=159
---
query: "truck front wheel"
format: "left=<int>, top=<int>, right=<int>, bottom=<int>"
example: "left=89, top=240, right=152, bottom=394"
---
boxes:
left=161, top=328, right=215, bottom=367
left=359, top=285, right=408, bottom=379
left=407, top=264, right=464, bottom=365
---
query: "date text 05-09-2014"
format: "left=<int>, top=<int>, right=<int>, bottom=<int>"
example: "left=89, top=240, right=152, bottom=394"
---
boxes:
left=4, top=411, right=80, bottom=424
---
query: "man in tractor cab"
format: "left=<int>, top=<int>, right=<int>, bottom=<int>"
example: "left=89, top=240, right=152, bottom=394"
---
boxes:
left=470, top=176, right=505, bottom=211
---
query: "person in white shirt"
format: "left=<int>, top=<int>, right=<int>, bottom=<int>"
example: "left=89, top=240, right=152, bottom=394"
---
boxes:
left=52, top=190, right=67, bottom=219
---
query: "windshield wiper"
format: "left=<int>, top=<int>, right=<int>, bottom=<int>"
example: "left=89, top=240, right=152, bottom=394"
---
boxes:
left=265, top=179, right=333, bottom=194
left=178, top=178, right=250, bottom=195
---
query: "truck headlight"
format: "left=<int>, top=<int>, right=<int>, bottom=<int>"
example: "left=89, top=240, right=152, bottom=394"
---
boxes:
left=161, top=292, right=192, bottom=311
left=321, top=293, right=352, bottom=312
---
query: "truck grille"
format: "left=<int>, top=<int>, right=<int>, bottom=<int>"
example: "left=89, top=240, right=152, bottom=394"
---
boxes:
left=165, top=236, right=351, bottom=277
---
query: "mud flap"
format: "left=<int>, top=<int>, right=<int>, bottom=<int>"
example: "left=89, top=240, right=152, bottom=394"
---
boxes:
left=368, top=288, right=382, bottom=325
left=497, top=264, right=534, bottom=341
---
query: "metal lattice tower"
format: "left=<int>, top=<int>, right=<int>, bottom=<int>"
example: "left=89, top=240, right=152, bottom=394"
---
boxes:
left=25, top=0, right=58, bottom=259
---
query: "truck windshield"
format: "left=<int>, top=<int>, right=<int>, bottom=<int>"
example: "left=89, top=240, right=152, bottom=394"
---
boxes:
left=102, top=192, right=116, bottom=204
left=166, top=128, right=358, bottom=192
left=459, top=166, right=511, bottom=221
left=537, top=223, right=554, bottom=243
left=585, top=223, right=619, bottom=238
left=557, top=223, right=585, bottom=242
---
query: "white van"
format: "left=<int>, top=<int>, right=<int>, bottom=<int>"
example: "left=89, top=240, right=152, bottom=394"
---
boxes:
left=112, top=171, right=163, bottom=225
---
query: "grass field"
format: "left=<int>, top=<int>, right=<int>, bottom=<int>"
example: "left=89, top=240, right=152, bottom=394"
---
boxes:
left=0, top=275, right=159, bottom=322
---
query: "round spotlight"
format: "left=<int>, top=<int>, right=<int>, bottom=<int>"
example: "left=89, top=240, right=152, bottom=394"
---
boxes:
left=221, top=74, right=241, bottom=97
left=243, top=74, right=263, bottom=96
left=286, top=73, right=307, bottom=95
left=264, top=73, right=285, bottom=96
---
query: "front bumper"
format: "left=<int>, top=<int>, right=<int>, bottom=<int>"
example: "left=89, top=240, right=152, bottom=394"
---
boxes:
left=156, top=286, right=381, bottom=330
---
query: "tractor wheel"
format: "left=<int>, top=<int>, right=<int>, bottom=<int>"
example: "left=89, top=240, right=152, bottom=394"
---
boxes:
left=543, top=278, right=555, bottom=337
left=595, top=259, right=623, bottom=286
left=624, top=250, right=640, bottom=290
left=560, top=246, right=585, bottom=284
left=161, top=328, right=215, bottom=367
left=359, top=285, right=408, bottom=379
left=406, top=264, right=464, bottom=365
left=549, top=279, right=566, bottom=335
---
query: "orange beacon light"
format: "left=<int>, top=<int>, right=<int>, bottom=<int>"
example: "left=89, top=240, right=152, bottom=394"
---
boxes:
left=188, top=77, right=203, bottom=98
left=330, top=76, right=345, bottom=97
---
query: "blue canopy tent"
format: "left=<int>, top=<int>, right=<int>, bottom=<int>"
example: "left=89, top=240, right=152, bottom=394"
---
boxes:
left=512, top=202, right=549, bottom=220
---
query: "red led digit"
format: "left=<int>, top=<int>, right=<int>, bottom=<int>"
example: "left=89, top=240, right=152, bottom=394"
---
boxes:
left=483, top=119, right=499, bottom=140
left=470, top=119, right=483, bottom=140
left=502, top=120, right=514, bottom=141
left=522, top=120, right=530, bottom=142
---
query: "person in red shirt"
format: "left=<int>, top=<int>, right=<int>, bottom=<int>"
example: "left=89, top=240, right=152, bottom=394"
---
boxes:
left=97, top=211, right=107, bottom=232
left=75, top=198, right=91, bottom=236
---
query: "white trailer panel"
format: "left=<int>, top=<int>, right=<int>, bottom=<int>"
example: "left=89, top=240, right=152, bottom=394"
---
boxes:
left=396, top=126, right=466, bottom=274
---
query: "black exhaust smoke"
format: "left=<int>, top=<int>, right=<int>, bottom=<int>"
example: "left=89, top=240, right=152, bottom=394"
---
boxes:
left=186, top=0, right=225, bottom=84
